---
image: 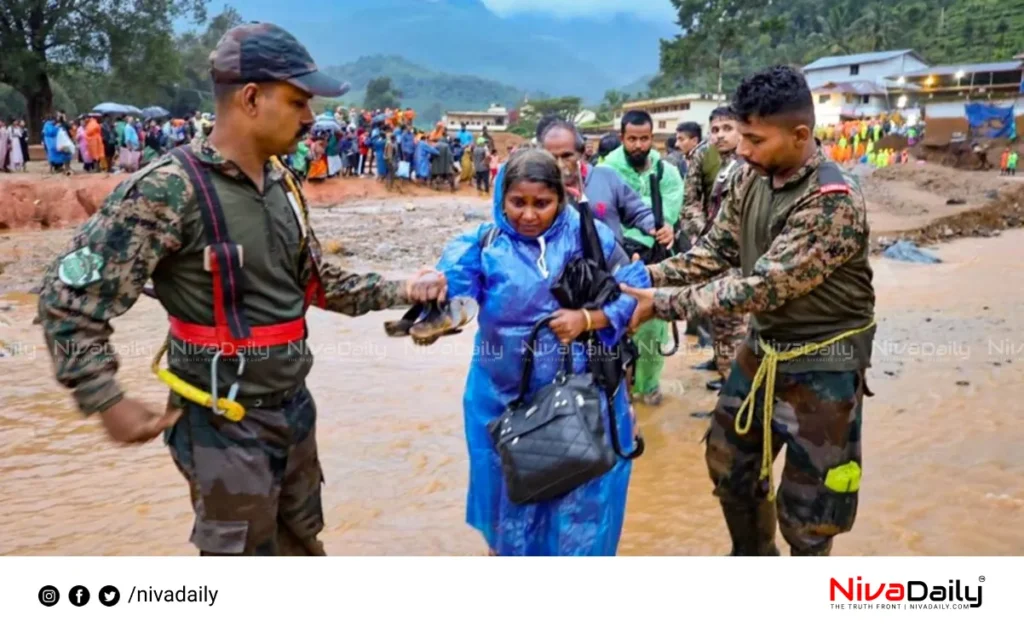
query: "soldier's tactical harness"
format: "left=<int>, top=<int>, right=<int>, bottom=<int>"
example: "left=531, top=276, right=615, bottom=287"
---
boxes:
left=732, top=162, right=875, bottom=501
left=150, top=148, right=325, bottom=422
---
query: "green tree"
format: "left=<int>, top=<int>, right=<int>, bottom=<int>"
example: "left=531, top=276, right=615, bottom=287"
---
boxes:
left=364, top=76, right=402, bottom=111
left=525, top=96, right=583, bottom=123
left=0, top=0, right=207, bottom=141
left=660, top=0, right=782, bottom=95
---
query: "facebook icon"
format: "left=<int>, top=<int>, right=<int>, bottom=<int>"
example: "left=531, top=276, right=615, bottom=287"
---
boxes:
left=69, top=585, right=90, bottom=607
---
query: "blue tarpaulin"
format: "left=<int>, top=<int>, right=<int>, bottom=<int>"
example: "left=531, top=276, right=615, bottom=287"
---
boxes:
left=883, top=240, right=942, bottom=264
left=965, top=103, right=1015, bottom=138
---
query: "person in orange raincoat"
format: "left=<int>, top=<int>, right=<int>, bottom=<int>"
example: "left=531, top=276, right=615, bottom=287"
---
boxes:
left=85, top=115, right=105, bottom=172
left=307, top=136, right=328, bottom=181
left=1001, top=149, right=1010, bottom=175
left=428, top=121, right=446, bottom=142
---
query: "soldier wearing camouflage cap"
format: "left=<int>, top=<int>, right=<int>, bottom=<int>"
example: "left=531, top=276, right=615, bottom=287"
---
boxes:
left=623, top=66, right=876, bottom=556
left=37, top=23, right=445, bottom=555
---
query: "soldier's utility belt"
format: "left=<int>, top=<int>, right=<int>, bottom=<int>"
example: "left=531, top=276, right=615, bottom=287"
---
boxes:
left=151, top=148, right=325, bottom=424
left=734, top=320, right=877, bottom=501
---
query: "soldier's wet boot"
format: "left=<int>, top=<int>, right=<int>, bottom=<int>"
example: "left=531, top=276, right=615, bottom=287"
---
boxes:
left=721, top=497, right=780, bottom=556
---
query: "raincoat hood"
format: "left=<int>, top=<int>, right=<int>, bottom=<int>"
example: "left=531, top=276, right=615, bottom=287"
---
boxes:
left=491, top=163, right=571, bottom=245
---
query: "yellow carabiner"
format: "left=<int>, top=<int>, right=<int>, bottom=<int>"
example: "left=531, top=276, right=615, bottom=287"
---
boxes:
left=151, top=342, right=246, bottom=422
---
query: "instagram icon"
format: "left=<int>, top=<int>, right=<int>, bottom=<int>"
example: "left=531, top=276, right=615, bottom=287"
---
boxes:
left=38, top=585, right=60, bottom=607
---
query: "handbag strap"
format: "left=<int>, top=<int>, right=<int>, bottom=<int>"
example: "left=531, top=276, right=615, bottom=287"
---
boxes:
left=514, top=316, right=573, bottom=406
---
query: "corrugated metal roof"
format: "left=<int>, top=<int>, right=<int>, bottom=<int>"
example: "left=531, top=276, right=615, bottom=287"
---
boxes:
left=803, top=50, right=916, bottom=71
left=897, top=61, right=1023, bottom=78
left=810, top=80, right=888, bottom=95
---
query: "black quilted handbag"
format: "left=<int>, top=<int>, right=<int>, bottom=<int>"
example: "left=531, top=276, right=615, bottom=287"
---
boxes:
left=487, top=316, right=638, bottom=505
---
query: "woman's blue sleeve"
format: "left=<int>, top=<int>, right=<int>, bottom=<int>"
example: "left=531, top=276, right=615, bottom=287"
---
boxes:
left=436, top=224, right=490, bottom=303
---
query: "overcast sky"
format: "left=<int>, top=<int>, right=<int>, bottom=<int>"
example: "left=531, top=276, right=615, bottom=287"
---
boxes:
left=481, top=0, right=676, bottom=21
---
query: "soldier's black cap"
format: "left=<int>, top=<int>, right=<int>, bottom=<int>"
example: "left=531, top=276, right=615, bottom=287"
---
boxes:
left=209, top=22, right=350, bottom=98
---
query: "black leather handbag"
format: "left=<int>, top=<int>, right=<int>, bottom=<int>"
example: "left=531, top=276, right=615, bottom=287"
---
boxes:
left=487, top=316, right=635, bottom=505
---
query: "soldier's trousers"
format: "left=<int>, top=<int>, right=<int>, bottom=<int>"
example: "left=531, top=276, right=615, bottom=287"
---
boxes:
left=165, top=385, right=326, bottom=556
left=705, top=345, right=865, bottom=556
left=710, top=312, right=749, bottom=379
left=632, top=318, right=668, bottom=395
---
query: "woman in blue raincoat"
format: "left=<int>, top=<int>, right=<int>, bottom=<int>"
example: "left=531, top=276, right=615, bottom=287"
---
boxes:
left=42, top=118, right=69, bottom=169
left=413, top=137, right=439, bottom=182
left=435, top=149, right=651, bottom=556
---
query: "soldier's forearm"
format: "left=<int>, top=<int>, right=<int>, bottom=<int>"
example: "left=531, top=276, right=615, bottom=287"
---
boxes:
left=647, top=246, right=728, bottom=288
left=39, top=286, right=127, bottom=415
left=321, top=266, right=411, bottom=316
left=72, top=371, right=125, bottom=416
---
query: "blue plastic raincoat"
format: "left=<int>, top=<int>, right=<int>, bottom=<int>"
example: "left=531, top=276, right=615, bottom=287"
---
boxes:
left=414, top=141, right=439, bottom=179
left=436, top=168, right=651, bottom=556
left=42, top=120, right=68, bottom=165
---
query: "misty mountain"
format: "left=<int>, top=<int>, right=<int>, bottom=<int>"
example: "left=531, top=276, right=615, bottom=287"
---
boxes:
left=321, top=55, right=529, bottom=122
left=211, top=0, right=676, bottom=101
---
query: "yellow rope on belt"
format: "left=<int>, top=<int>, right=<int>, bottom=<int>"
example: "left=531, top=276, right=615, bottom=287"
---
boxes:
left=150, top=342, right=246, bottom=422
left=734, top=320, right=876, bottom=502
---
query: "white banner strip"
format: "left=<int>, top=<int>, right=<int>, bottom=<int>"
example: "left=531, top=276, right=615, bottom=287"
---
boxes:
left=0, top=556, right=1016, bottom=632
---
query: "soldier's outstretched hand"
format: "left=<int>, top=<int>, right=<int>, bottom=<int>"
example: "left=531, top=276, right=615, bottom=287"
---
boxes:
left=407, top=267, right=448, bottom=303
left=100, top=398, right=182, bottom=445
left=620, top=283, right=657, bottom=332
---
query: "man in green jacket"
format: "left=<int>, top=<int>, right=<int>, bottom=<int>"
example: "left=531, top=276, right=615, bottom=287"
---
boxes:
left=603, top=110, right=684, bottom=405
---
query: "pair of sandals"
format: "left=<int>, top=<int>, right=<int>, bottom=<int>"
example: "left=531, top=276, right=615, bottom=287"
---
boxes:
left=384, top=297, right=479, bottom=346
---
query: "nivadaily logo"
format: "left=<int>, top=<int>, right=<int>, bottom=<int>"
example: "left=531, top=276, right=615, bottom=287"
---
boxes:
left=830, top=576, right=984, bottom=610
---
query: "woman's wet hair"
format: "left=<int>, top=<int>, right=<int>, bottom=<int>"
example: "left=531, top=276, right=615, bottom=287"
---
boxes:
left=501, top=149, right=566, bottom=210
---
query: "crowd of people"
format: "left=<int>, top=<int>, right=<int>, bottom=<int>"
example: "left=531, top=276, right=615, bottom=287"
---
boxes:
left=814, top=116, right=923, bottom=166
left=0, top=118, right=30, bottom=172
left=27, top=110, right=213, bottom=175
left=284, top=106, right=515, bottom=194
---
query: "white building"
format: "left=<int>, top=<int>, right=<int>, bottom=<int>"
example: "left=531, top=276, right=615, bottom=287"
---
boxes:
left=804, top=50, right=929, bottom=124
left=810, top=80, right=897, bottom=126
left=443, top=105, right=508, bottom=132
left=803, top=50, right=929, bottom=87
left=613, top=93, right=727, bottom=138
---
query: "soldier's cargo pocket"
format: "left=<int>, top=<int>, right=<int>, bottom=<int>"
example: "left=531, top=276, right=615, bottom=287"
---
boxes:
left=190, top=519, right=248, bottom=555
left=812, top=461, right=862, bottom=535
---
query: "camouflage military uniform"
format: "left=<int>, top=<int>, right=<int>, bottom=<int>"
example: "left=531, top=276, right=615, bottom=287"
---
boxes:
left=678, top=140, right=721, bottom=242
left=647, top=149, right=875, bottom=555
left=704, top=152, right=749, bottom=380
left=38, top=136, right=410, bottom=555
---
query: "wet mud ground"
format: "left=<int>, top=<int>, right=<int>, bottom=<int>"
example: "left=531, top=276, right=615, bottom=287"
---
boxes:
left=1, top=188, right=1023, bottom=555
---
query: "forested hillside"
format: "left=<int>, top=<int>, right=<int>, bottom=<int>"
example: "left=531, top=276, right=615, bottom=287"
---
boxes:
left=651, top=0, right=1024, bottom=97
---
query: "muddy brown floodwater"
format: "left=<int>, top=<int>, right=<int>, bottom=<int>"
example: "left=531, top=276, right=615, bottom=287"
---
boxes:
left=1, top=225, right=1023, bottom=556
